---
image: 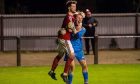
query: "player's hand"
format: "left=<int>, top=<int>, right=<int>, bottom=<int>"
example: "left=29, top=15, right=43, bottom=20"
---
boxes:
left=93, top=23, right=97, bottom=27
left=88, top=24, right=92, bottom=28
left=68, top=28, right=73, bottom=32
left=59, top=28, right=66, bottom=35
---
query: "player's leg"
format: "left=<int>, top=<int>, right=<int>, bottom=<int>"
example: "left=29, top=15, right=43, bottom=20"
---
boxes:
left=76, top=51, right=88, bottom=84
left=68, top=60, right=75, bottom=84
left=51, top=51, right=64, bottom=71
left=64, top=53, right=75, bottom=84
left=85, top=38, right=90, bottom=55
left=61, top=40, right=75, bottom=82
left=79, top=60, right=88, bottom=84
left=48, top=51, right=64, bottom=80
left=48, top=39, right=67, bottom=80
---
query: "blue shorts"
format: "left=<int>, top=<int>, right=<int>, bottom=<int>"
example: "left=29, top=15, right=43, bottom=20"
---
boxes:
left=64, top=51, right=85, bottom=61
left=75, top=51, right=85, bottom=61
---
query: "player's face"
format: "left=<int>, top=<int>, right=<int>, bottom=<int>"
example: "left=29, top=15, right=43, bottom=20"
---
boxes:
left=70, top=4, right=76, bottom=13
left=76, top=14, right=83, bottom=23
left=75, top=14, right=83, bottom=30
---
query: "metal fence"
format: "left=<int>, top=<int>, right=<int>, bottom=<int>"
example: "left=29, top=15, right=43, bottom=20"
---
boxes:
left=1, top=13, right=140, bottom=66
left=0, top=13, right=140, bottom=51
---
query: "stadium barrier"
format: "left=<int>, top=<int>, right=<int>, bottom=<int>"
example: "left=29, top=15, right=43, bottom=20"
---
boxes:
left=83, top=35, right=140, bottom=64
left=0, top=35, right=140, bottom=66
left=0, top=36, right=21, bottom=66
left=0, top=13, right=140, bottom=66
left=0, top=13, right=140, bottom=51
left=0, top=36, right=98, bottom=66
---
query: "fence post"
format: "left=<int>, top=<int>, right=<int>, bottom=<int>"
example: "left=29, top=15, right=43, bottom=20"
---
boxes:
left=94, top=35, right=98, bottom=64
left=135, top=13, right=138, bottom=49
left=17, top=36, right=21, bottom=66
left=0, top=15, right=4, bottom=52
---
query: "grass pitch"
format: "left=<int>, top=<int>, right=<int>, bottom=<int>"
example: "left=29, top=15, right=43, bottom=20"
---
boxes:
left=0, top=64, right=140, bottom=84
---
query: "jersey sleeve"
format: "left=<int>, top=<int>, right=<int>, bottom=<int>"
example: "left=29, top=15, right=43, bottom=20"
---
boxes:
left=72, top=27, right=86, bottom=39
left=66, top=15, right=75, bottom=29
left=77, top=28, right=86, bottom=38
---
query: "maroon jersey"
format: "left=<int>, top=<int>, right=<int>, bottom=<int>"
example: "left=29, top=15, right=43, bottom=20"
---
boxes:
left=59, top=13, right=75, bottom=40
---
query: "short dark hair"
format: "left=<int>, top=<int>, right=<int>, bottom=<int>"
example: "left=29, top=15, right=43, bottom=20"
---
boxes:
left=66, top=0, right=77, bottom=8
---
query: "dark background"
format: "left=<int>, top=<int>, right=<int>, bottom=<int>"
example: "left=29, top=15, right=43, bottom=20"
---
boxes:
left=3, top=0, right=140, bottom=14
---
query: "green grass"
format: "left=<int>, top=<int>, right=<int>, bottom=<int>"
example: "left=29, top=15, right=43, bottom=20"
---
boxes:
left=0, top=64, right=140, bottom=84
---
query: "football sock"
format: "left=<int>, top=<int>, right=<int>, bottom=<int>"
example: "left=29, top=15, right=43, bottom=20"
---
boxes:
left=64, top=57, right=74, bottom=74
left=51, top=55, right=62, bottom=71
left=83, top=71, right=88, bottom=84
left=68, top=73, right=73, bottom=84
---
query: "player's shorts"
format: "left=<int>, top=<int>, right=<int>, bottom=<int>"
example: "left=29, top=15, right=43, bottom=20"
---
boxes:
left=64, top=50, right=85, bottom=61
left=57, top=39, right=74, bottom=56
left=75, top=51, right=85, bottom=61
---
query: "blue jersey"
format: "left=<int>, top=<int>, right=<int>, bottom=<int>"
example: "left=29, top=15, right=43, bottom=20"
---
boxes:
left=71, top=27, right=86, bottom=52
left=64, top=27, right=86, bottom=61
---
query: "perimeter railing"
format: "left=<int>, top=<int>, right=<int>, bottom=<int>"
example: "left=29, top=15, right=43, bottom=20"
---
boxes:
left=0, top=13, right=140, bottom=65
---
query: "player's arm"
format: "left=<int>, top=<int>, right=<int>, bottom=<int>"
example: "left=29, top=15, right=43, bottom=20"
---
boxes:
left=67, top=15, right=77, bottom=33
left=72, top=28, right=86, bottom=39
left=93, top=18, right=98, bottom=27
left=77, top=28, right=86, bottom=38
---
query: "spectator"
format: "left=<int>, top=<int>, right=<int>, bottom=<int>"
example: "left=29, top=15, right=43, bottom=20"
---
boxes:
left=83, top=9, right=98, bottom=55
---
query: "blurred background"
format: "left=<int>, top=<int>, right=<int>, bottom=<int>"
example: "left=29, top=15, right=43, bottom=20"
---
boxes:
left=0, top=0, right=140, bottom=66
left=0, top=0, right=140, bottom=14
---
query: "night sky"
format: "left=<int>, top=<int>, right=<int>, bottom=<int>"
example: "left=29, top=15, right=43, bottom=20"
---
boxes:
left=4, top=0, right=139, bottom=14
